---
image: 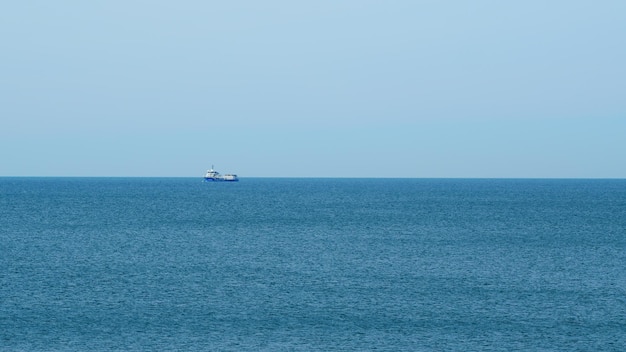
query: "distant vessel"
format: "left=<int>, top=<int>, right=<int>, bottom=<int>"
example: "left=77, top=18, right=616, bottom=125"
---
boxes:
left=203, top=166, right=238, bottom=182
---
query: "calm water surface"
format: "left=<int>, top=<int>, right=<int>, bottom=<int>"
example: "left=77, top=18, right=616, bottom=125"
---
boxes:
left=1, top=178, right=625, bottom=351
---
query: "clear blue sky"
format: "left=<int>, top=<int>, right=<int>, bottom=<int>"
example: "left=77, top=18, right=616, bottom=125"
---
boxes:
left=2, top=1, right=625, bottom=177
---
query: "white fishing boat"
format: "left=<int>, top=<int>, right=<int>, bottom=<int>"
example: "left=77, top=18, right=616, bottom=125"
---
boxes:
left=203, top=166, right=238, bottom=182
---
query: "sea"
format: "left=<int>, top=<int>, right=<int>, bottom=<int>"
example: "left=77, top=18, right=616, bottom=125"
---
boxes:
left=1, top=177, right=625, bottom=351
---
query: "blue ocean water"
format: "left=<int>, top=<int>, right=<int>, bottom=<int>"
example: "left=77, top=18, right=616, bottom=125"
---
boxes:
left=1, top=178, right=625, bottom=351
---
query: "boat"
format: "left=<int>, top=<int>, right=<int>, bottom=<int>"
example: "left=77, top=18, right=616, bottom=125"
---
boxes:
left=203, top=166, right=239, bottom=182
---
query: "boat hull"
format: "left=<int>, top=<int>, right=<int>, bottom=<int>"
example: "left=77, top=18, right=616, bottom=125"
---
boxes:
left=203, top=177, right=238, bottom=182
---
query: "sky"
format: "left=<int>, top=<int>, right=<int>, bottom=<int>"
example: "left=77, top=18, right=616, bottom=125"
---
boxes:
left=1, top=1, right=625, bottom=178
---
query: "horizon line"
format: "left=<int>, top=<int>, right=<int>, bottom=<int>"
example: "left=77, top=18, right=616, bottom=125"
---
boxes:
left=1, top=176, right=625, bottom=180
